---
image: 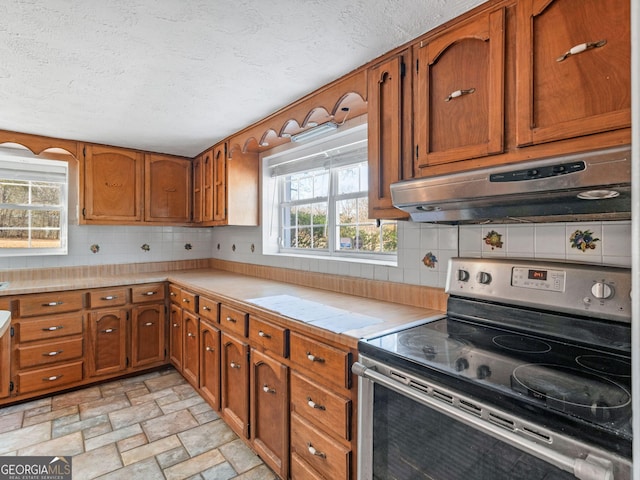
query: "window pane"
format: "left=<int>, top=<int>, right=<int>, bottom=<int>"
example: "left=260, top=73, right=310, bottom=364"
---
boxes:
left=0, top=208, right=29, bottom=227
left=0, top=229, right=29, bottom=248
left=314, top=172, right=329, bottom=197
left=0, top=181, right=29, bottom=204
left=382, top=222, right=398, bottom=252
left=298, top=175, right=313, bottom=200
left=337, top=199, right=358, bottom=223
left=31, top=183, right=62, bottom=205
left=357, top=197, right=369, bottom=222
left=297, top=206, right=311, bottom=225
left=31, top=209, right=61, bottom=229
left=312, top=226, right=328, bottom=249
left=337, top=165, right=361, bottom=195
left=357, top=225, right=381, bottom=252
left=297, top=227, right=312, bottom=248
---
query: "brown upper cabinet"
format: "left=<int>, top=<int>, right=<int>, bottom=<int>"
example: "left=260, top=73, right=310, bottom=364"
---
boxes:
left=367, top=51, right=413, bottom=219
left=82, top=145, right=144, bottom=222
left=144, top=153, right=192, bottom=223
left=414, top=7, right=506, bottom=171
left=515, top=0, right=631, bottom=146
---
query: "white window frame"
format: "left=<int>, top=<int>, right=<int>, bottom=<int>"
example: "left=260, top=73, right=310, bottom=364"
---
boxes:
left=262, top=120, right=397, bottom=264
left=0, top=151, right=69, bottom=257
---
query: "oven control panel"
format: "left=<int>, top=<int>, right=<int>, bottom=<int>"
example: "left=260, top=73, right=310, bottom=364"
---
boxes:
left=446, top=258, right=631, bottom=323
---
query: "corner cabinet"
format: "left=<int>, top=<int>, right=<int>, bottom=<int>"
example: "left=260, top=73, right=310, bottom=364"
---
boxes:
left=367, top=51, right=412, bottom=219
left=515, top=0, right=631, bottom=146
left=414, top=7, right=506, bottom=171
left=81, top=145, right=144, bottom=223
left=144, top=154, right=192, bottom=223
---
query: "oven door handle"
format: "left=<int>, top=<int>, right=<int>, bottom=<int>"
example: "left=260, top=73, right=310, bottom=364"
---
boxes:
left=352, top=362, right=615, bottom=480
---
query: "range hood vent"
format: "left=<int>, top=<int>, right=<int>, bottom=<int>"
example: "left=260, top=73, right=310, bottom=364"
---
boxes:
left=390, top=146, right=632, bottom=224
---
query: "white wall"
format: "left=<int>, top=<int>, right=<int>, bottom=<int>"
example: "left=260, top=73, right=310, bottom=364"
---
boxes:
left=210, top=220, right=632, bottom=289
left=1, top=225, right=214, bottom=270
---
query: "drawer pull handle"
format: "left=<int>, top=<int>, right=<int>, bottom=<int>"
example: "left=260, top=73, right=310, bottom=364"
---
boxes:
left=445, top=88, right=475, bottom=102
left=306, top=352, right=325, bottom=363
left=262, top=384, right=276, bottom=394
left=173, top=323, right=180, bottom=328
left=101, top=328, right=116, bottom=334
left=230, top=361, right=241, bottom=369
left=144, top=291, right=157, bottom=296
left=307, top=397, right=326, bottom=410
left=187, top=332, right=195, bottom=338
left=101, top=295, right=118, bottom=301
left=202, top=306, right=211, bottom=311
left=226, top=316, right=236, bottom=323
left=170, top=292, right=177, bottom=297
left=42, top=301, right=63, bottom=307
left=182, top=298, right=190, bottom=303
left=144, top=322, right=154, bottom=326
left=307, top=443, right=326, bottom=458
left=44, top=375, right=63, bottom=382
left=43, top=326, right=64, bottom=332
left=557, top=39, right=607, bottom=62
left=44, top=350, right=63, bottom=357
left=206, top=346, right=214, bottom=352
left=258, top=330, right=271, bottom=339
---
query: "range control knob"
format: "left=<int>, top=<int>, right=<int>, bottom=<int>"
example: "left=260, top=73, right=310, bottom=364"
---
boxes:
left=454, top=358, right=469, bottom=372
left=477, top=365, right=491, bottom=380
left=457, top=269, right=470, bottom=282
left=591, top=282, right=614, bottom=300
left=476, top=271, right=492, bottom=285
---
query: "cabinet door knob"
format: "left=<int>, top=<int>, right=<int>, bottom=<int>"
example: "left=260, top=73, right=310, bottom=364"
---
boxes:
left=182, top=298, right=190, bottom=303
left=173, top=323, right=180, bottom=328
left=262, top=384, right=276, bottom=394
left=226, top=316, right=236, bottom=323
left=187, top=332, right=195, bottom=337
left=306, top=352, right=325, bottom=363
left=230, top=361, right=241, bottom=369
left=205, top=346, right=214, bottom=352
left=306, top=397, right=326, bottom=410
left=557, top=39, right=607, bottom=62
left=101, top=328, right=116, bottom=333
left=144, top=322, right=154, bottom=326
left=43, top=326, right=64, bottom=332
left=307, top=442, right=326, bottom=458
left=445, top=88, right=475, bottom=102
left=258, top=330, right=271, bottom=339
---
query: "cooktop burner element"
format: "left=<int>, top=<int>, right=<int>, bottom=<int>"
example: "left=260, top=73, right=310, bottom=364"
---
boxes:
left=492, top=334, right=552, bottom=353
left=576, top=355, right=631, bottom=378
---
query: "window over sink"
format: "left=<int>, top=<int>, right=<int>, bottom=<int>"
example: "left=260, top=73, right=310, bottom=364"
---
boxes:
left=262, top=120, right=397, bottom=263
left=0, top=150, right=68, bottom=256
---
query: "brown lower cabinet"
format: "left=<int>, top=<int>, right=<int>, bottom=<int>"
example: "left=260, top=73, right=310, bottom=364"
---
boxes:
left=199, top=318, right=221, bottom=410
left=250, top=349, right=289, bottom=479
left=131, top=303, right=165, bottom=368
left=169, top=304, right=184, bottom=370
left=221, top=332, right=250, bottom=438
left=182, top=311, right=200, bottom=387
left=87, top=308, right=128, bottom=377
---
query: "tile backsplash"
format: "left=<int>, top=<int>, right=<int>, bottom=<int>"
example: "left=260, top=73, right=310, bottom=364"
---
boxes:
left=210, top=220, right=632, bottom=289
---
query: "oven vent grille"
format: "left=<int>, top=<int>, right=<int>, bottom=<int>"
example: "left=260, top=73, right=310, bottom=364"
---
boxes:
left=459, top=399, right=482, bottom=417
left=489, top=413, right=516, bottom=431
left=522, top=426, right=552, bottom=443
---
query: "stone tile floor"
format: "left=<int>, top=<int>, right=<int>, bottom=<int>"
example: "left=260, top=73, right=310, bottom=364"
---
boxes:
left=0, top=367, right=277, bottom=479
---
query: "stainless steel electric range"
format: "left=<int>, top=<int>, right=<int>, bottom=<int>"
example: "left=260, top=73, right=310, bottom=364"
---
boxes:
left=354, top=258, right=632, bottom=480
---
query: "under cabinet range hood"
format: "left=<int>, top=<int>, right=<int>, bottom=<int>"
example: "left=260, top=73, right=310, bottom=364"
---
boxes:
left=390, top=146, right=632, bottom=224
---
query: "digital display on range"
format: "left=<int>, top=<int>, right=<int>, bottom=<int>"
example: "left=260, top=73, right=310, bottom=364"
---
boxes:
left=528, top=269, right=548, bottom=281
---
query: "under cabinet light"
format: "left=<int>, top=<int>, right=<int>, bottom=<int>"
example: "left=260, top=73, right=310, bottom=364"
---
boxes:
left=290, top=122, right=338, bottom=143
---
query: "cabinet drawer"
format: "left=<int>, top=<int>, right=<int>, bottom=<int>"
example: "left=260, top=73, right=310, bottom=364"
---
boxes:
left=169, top=284, right=181, bottom=304
left=17, top=337, right=83, bottom=369
left=178, top=289, right=198, bottom=314
left=17, top=361, right=83, bottom=394
left=17, top=313, right=83, bottom=342
left=291, top=371, right=351, bottom=440
left=198, top=296, right=219, bottom=322
left=290, top=332, right=352, bottom=389
left=131, top=283, right=166, bottom=303
left=19, top=291, right=84, bottom=317
left=249, top=316, right=288, bottom=358
left=220, top=305, right=248, bottom=337
left=291, top=412, right=350, bottom=480
left=88, top=287, right=128, bottom=308
left=291, top=453, right=324, bottom=480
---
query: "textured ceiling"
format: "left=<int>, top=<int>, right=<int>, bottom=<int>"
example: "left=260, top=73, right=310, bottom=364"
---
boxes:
left=0, top=0, right=486, bottom=157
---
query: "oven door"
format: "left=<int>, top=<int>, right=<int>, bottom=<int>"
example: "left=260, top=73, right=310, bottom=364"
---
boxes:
left=353, top=356, right=630, bottom=480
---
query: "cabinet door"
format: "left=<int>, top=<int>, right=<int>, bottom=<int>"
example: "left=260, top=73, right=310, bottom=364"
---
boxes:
left=367, top=52, right=412, bottom=219
left=88, top=309, right=128, bottom=377
left=83, top=145, right=143, bottom=222
left=169, top=304, right=183, bottom=370
left=182, top=311, right=199, bottom=387
left=200, top=319, right=221, bottom=410
left=414, top=8, right=505, bottom=169
left=515, top=0, right=630, bottom=146
left=131, top=303, right=165, bottom=368
left=202, top=149, right=214, bottom=223
left=221, top=332, right=249, bottom=438
left=250, top=349, right=289, bottom=479
left=144, top=154, right=192, bottom=223
left=0, top=332, right=10, bottom=399
left=192, top=154, right=203, bottom=224
left=212, top=143, right=227, bottom=223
